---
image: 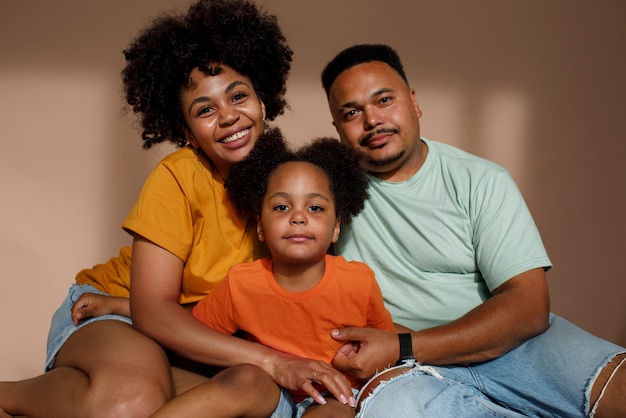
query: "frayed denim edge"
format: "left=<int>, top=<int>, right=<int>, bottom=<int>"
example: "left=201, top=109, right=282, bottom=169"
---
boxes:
left=355, top=362, right=443, bottom=418
left=586, top=350, right=626, bottom=417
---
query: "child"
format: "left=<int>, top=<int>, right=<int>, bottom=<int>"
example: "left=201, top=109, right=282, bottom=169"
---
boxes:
left=187, top=132, right=394, bottom=417
left=67, top=132, right=396, bottom=418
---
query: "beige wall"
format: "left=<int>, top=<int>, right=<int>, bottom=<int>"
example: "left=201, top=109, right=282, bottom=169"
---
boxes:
left=1, top=0, right=625, bottom=380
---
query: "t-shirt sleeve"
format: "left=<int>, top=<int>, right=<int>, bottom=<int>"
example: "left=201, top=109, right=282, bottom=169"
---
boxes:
left=471, top=171, right=552, bottom=290
left=192, top=277, right=238, bottom=335
left=122, top=163, right=193, bottom=261
left=366, top=273, right=395, bottom=332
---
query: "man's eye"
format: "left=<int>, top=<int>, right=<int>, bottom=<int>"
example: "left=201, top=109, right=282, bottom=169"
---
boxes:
left=343, top=109, right=358, bottom=121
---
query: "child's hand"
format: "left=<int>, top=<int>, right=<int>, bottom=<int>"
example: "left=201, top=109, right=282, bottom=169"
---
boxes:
left=71, top=293, right=130, bottom=325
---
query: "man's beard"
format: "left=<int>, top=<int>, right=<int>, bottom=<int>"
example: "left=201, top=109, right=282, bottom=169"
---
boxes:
left=368, top=150, right=405, bottom=167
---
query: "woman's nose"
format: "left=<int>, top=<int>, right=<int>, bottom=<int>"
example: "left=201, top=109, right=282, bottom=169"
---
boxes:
left=218, top=106, right=240, bottom=126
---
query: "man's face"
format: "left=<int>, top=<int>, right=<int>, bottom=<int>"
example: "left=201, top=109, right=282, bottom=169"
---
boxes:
left=327, top=61, right=423, bottom=179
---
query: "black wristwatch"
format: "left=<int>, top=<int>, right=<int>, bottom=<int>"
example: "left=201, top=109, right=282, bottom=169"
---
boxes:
left=396, top=333, right=415, bottom=365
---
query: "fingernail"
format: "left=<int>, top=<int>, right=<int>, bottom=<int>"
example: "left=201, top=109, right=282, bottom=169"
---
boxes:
left=339, top=394, right=347, bottom=404
left=349, top=396, right=356, bottom=407
left=331, top=329, right=339, bottom=336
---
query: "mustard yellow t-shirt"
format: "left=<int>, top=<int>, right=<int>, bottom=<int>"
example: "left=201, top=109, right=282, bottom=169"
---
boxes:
left=75, top=146, right=262, bottom=304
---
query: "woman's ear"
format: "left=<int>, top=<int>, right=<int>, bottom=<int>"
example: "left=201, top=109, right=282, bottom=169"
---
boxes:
left=256, top=215, right=265, bottom=242
left=260, top=100, right=266, bottom=122
left=184, top=127, right=199, bottom=149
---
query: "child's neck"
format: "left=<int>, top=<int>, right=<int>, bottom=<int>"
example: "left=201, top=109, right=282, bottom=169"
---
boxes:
left=271, top=257, right=326, bottom=292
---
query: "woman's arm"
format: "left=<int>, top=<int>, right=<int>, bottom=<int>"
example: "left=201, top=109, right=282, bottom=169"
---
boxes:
left=129, top=234, right=355, bottom=406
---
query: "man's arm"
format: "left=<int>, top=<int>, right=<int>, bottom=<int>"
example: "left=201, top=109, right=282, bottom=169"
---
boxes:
left=332, top=268, right=550, bottom=379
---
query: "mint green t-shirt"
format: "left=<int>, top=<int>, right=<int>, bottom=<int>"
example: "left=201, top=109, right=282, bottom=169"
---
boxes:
left=335, top=138, right=551, bottom=331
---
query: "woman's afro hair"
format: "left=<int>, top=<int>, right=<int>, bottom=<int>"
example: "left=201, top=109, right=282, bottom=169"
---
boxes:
left=122, top=0, right=292, bottom=148
left=226, top=128, right=369, bottom=224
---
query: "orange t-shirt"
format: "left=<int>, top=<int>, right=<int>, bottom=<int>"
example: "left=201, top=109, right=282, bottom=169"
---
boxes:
left=193, top=254, right=394, bottom=401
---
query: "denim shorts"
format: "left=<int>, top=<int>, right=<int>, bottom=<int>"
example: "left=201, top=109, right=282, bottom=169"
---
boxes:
left=356, top=314, right=625, bottom=417
left=45, top=283, right=133, bottom=372
left=271, top=387, right=359, bottom=418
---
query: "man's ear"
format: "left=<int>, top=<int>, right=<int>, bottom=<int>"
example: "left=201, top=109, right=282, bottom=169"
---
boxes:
left=409, top=88, right=423, bottom=119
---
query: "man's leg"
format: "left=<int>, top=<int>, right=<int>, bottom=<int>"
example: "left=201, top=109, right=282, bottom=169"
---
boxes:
left=590, top=352, right=626, bottom=418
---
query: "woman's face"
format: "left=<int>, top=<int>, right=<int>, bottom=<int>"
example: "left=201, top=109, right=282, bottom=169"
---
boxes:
left=257, top=162, right=340, bottom=268
left=180, top=65, right=266, bottom=179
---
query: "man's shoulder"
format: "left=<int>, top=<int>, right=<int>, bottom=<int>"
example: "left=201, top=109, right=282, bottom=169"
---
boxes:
left=424, top=138, right=507, bottom=176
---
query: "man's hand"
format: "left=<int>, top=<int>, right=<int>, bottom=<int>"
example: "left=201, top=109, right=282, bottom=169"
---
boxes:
left=71, top=293, right=130, bottom=325
left=331, top=327, right=400, bottom=380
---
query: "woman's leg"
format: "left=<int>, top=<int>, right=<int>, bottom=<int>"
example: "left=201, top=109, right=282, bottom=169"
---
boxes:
left=0, top=320, right=173, bottom=418
left=151, top=363, right=282, bottom=418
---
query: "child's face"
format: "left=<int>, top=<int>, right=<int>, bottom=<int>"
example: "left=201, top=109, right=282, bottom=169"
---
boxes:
left=257, top=161, right=340, bottom=266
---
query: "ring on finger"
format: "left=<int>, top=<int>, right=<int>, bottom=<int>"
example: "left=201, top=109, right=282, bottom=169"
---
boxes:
left=312, top=370, right=318, bottom=380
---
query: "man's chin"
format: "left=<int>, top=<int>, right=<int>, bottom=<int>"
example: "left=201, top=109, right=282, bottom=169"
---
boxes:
left=367, top=150, right=405, bottom=168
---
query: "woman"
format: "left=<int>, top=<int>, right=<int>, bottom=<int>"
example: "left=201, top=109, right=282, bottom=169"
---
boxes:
left=0, top=1, right=352, bottom=416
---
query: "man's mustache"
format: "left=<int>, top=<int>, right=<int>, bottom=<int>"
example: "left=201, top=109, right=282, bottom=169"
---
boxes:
left=360, top=128, right=398, bottom=146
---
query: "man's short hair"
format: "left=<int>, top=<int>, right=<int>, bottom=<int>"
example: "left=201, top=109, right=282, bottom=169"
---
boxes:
left=321, top=44, right=408, bottom=97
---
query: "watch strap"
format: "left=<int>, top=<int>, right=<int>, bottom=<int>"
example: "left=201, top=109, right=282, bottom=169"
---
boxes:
left=396, top=333, right=414, bottom=365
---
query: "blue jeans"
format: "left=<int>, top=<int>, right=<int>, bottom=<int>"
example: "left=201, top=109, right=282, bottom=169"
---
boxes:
left=45, top=283, right=133, bottom=371
left=272, top=388, right=360, bottom=418
left=357, top=315, right=625, bottom=417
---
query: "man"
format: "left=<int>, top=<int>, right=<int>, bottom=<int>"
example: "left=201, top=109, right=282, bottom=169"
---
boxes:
left=322, top=44, right=625, bottom=417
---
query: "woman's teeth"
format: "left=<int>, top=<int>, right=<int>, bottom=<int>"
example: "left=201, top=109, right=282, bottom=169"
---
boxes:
left=222, top=129, right=249, bottom=144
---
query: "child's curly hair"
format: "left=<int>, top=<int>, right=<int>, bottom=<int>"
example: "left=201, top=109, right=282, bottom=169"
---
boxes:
left=226, top=129, right=369, bottom=224
left=122, top=0, right=292, bottom=148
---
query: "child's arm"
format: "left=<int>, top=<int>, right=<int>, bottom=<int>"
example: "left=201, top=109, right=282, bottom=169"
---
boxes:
left=71, top=293, right=131, bottom=325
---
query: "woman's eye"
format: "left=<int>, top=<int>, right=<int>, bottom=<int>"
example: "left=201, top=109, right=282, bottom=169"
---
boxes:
left=196, top=106, right=214, bottom=117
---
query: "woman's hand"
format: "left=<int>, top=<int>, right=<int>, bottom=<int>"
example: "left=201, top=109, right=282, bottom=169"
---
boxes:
left=269, top=353, right=357, bottom=408
left=71, top=293, right=130, bottom=325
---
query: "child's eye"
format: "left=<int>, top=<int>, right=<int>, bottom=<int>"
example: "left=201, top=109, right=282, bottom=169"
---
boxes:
left=273, top=204, right=289, bottom=211
left=233, top=92, right=248, bottom=102
left=309, top=205, right=324, bottom=212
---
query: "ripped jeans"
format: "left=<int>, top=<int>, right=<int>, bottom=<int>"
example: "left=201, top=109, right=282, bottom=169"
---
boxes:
left=357, top=315, right=625, bottom=418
